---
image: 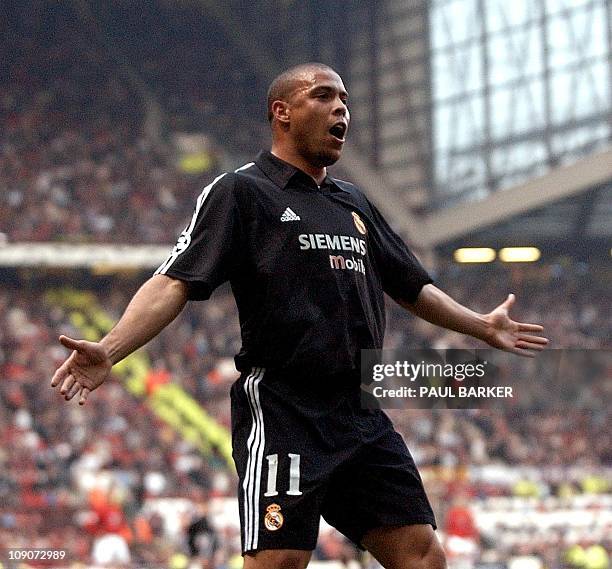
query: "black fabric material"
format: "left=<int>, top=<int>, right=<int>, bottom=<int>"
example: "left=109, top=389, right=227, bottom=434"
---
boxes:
left=231, top=369, right=436, bottom=553
left=159, top=150, right=432, bottom=377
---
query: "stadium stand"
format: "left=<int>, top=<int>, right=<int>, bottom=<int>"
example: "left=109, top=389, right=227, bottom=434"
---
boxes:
left=1, top=4, right=232, bottom=245
left=1, top=2, right=610, bottom=568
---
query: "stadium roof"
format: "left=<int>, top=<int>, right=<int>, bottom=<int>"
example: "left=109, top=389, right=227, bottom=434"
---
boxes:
left=421, top=146, right=612, bottom=259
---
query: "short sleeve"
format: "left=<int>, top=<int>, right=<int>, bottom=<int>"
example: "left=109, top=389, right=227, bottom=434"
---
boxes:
left=367, top=199, right=433, bottom=304
left=154, top=173, right=242, bottom=300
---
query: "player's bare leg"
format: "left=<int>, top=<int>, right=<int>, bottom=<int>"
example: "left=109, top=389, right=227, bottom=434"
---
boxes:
left=362, top=524, right=446, bottom=569
left=243, top=549, right=312, bottom=569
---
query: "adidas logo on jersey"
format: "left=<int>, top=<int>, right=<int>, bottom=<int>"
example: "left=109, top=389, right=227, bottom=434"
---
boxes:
left=280, top=207, right=301, bottom=222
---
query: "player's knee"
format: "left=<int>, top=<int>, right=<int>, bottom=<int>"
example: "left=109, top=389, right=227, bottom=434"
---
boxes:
left=418, top=538, right=446, bottom=569
left=406, top=531, right=446, bottom=569
left=388, top=539, right=446, bottom=569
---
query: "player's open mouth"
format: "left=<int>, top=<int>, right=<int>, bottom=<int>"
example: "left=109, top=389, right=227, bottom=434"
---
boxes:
left=329, top=122, right=347, bottom=142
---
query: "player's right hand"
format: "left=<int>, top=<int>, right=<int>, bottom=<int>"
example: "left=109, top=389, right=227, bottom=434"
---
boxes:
left=50, top=335, right=113, bottom=405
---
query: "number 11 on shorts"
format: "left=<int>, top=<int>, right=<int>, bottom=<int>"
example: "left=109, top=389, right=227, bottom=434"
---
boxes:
left=264, top=453, right=303, bottom=496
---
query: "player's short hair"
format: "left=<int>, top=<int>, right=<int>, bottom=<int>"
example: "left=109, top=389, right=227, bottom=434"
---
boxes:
left=267, top=63, right=337, bottom=122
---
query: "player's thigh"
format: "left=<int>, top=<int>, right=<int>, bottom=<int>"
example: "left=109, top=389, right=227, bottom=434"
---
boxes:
left=322, top=414, right=437, bottom=546
left=243, top=549, right=312, bottom=569
left=362, top=524, right=446, bottom=569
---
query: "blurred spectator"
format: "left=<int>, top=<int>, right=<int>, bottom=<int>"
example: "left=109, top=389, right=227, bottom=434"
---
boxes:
left=91, top=532, right=131, bottom=567
left=187, top=503, right=219, bottom=567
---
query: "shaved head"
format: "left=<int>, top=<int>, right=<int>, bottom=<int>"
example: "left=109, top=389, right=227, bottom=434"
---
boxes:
left=266, top=62, right=349, bottom=174
left=267, top=63, right=337, bottom=122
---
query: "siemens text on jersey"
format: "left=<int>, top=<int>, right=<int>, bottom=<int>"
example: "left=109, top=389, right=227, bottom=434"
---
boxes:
left=299, top=233, right=367, bottom=275
left=298, top=233, right=367, bottom=256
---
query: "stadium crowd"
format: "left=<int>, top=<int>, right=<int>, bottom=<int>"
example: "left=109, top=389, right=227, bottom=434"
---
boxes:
left=1, top=2, right=268, bottom=246
left=1, top=3, right=610, bottom=567
left=1, top=261, right=609, bottom=568
left=0, top=46, right=223, bottom=245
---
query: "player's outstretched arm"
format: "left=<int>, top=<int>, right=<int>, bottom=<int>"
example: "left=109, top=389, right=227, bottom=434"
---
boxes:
left=399, top=284, right=549, bottom=357
left=51, top=275, right=189, bottom=405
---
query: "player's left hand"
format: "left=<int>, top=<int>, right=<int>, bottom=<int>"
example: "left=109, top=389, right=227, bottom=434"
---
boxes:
left=483, top=294, right=549, bottom=357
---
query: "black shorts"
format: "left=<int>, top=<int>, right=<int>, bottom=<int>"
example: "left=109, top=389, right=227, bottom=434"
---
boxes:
left=230, top=368, right=436, bottom=553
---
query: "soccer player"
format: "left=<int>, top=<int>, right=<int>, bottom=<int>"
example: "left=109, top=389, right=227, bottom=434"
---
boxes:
left=51, top=63, right=548, bottom=569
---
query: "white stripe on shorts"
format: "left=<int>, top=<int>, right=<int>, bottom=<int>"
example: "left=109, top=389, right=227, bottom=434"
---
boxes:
left=242, top=367, right=266, bottom=550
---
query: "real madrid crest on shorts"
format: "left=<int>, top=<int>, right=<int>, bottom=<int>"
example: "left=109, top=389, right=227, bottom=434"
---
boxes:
left=352, top=211, right=367, bottom=235
left=264, top=503, right=284, bottom=531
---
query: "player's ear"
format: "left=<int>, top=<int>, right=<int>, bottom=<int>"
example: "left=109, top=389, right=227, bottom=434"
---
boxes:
left=272, top=100, right=291, bottom=126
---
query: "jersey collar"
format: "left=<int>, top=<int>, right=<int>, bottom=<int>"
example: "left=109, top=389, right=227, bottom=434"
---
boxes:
left=255, top=150, right=348, bottom=193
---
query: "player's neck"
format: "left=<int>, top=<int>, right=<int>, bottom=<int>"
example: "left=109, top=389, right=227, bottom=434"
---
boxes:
left=270, top=146, right=326, bottom=186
